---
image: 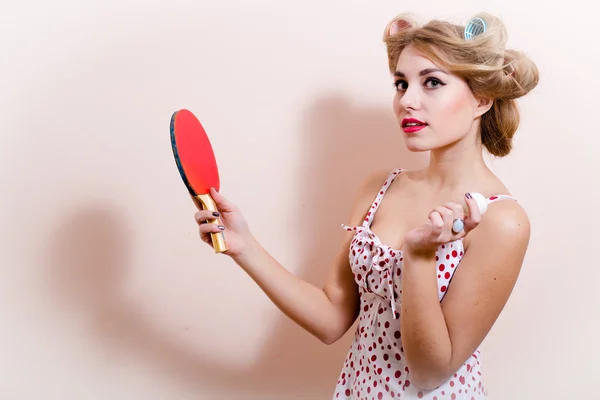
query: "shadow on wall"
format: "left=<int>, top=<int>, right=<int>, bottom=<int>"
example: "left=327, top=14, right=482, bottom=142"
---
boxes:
left=46, top=94, right=426, bottom=399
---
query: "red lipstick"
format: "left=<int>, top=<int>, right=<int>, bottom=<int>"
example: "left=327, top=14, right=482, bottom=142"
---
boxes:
left=401, top=118, right=427, bottom=133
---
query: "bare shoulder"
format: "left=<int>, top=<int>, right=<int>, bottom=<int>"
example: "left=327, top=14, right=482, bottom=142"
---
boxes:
left=465, top=197, right=531, bottom=252
left=460, top=196, right=531, bottom=287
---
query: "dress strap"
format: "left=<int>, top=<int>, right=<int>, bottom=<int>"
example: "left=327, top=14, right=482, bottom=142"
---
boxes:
left=362, top=168, right=402, bottom=227
left=341, top=168, right=402, bottom=232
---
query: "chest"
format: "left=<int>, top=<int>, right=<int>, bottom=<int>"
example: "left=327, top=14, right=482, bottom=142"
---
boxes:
left=348, top=231, right=465, bottom=301
left=367, top=193, right=442, bottom=251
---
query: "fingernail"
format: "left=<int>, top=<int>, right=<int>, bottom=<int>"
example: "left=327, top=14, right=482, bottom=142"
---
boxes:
left=213, top=212, right=220, bottom=217
left=465, top=192, right=472, bottom=199
left=218, top=225, right=225, bottom=230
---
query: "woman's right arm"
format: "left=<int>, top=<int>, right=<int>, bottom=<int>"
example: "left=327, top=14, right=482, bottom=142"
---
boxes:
left=232, top=234, right=357, bottom=344
left=194, top=172, right=387, bottom=344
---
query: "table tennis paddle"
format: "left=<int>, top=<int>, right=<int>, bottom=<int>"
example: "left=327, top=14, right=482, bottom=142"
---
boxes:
left=170, top=109, right=228, bottom=253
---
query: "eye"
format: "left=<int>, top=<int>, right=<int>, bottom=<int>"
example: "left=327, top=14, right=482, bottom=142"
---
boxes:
left=394, top=80, right=408, bottom=91
left=424, top=77, right=445, bottom=88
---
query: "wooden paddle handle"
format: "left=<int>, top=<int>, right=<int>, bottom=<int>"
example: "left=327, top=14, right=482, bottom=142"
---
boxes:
left=196, top=194, right=229, bottom=253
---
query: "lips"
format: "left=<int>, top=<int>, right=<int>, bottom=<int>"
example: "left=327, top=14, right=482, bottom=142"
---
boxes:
left=401, top=118, right=427, bottom=128
left=401, top=118, right=428, bottom=134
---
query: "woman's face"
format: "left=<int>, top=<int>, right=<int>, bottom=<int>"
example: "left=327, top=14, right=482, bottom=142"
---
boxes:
left=392, top=45, right=491, bottom=153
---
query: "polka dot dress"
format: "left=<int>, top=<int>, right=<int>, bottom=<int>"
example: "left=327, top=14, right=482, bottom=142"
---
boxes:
left=333, top=169, right=516, bottom=400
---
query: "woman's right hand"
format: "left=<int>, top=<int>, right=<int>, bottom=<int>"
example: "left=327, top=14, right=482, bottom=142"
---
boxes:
left=192, top=187, right=255, bottom=258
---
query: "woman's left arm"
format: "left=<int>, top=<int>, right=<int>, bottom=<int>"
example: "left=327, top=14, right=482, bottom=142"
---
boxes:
left=400, top=198, right=531, bottom=389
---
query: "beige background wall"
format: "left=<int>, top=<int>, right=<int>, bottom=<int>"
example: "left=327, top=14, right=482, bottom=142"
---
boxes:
left=2, top=0, right=597, bottom=399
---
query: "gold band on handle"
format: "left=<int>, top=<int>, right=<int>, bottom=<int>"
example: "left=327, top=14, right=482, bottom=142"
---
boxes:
left=196, top=193, right=229, bottom=253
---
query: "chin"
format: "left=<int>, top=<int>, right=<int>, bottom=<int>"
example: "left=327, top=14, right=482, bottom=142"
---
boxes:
left=403, top=136, right=437, bottom=152
left=403, top=133, right=466, bottom=153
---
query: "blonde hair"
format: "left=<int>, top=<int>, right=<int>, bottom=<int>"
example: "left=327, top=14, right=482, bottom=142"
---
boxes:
left=383, top=13, right=539, bottom=157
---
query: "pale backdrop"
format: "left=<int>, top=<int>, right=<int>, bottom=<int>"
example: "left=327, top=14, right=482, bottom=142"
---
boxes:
left=1, top=0, right=598, bottom=399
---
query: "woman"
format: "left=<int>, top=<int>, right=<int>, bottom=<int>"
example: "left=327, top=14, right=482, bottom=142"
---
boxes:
left=193, top=12, right=539, bottom=400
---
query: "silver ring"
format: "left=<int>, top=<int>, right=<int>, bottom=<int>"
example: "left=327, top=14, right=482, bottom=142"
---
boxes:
left=451, top=218, right=465, bottom=233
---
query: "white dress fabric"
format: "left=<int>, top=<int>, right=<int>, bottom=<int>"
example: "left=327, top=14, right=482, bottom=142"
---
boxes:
left=333, top=168, right=516, bottom=400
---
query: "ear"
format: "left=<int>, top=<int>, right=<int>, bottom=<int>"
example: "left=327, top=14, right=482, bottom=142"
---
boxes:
left=474, top=96, right=493, bottom=117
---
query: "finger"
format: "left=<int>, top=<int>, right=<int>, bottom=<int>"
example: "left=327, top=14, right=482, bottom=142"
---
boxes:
left=433, top=206, right=454, bottom=234
left=201, top=233, right=217, bottom=249
left=195, top=210, right=222, bottom=224
left=444, top=202, right=468, bottom=238
left=464, top=192, right=481, bottom=231
left=428, top=211, right=445, bottom=236
left=199, top=222, right=226, bottom=235
left=443, top=202, right=465, bottom=221
left=443, top=202, right=465, bottom=235
left=200, top=231, right=213, bottom=246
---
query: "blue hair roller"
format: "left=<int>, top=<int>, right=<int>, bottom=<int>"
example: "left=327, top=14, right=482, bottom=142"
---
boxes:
left=464, top=17, right=486, bottom=40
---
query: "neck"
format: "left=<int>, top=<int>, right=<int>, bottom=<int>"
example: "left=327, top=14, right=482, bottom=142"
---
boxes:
left=422, top=136, right=490, bottom=191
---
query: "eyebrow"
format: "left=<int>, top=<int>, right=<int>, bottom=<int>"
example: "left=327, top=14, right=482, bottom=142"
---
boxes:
left=394, top=68, right=447, bottom=77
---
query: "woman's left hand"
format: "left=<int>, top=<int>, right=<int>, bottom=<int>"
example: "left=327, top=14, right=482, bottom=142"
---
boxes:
left=403, top=193, right=482, bottom=258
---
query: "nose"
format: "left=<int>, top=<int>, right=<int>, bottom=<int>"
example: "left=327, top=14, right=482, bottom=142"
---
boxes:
left=397, top=85, right=421, bottom=110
